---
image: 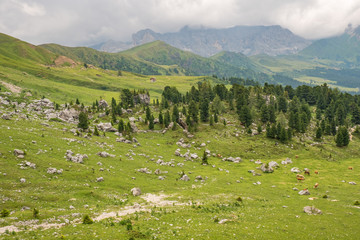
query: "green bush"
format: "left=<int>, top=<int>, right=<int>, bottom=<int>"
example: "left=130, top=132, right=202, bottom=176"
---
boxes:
left=83, top=215, right=94, bottom=224
left=1, top=209, right=10, bottom=217
left=354, top=200, right=360, bottom=206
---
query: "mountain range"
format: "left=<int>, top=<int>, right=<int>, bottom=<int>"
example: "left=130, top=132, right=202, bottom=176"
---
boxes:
left=1, top=24, right=360, bottom=94
left=91, top=25, right=311, bottom=57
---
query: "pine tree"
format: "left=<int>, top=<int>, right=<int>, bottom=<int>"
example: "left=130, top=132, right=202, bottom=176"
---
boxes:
left=182, top=106, right=187, bottom=116
left=352, top=105, right=360, bottom=124
left=315, top=127, right=322, bottom=140
left=239, top=106, right=252, bottom=127
left=214, top=112, right=218, bottom=123
left=78, top=112, right=89, bottom=130
left=159, top=111, right=163, bottom=125
left=172, top=105, right=180, bottom=123
left=278, top=96, right=288, bottom=113
left=188, top=100, right=199, bottom=123
left=164, top=110, right=171, bottom=128
left=145, top=106, right=151, bottom=122
left=260, top=105, right=269, bottom=123
left=118, top=119, right=124, bottom=133
left=279, top=127, right=287, bottom=143
left=202, top=151, right=208, bottom=165
left=94, top=126, right=100, bottom=136
left=200, top=99, right=209, bottom=122
left=209, top=115, right=214, bottom=126
left=336, top=126, right=349, bottom=147
left=76, top=98, right=80, bottom=105
left=149, top=115, right=154, bottom=130
left=287, top=128, right=292, bottom=141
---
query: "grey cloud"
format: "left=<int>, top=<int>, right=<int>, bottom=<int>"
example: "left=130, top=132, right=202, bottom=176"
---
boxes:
left=0, top=0, right=359, bottom=46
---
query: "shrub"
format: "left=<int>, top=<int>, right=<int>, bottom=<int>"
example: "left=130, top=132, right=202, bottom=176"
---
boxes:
left=236, top=197, right=243, bottom=202
left=83, top=215, right=94, bottom=224
left=1, top=209, right=10, bottom=217
left=354, top=200, right=360, bottom=206
left=33, top=208, right=39, bottom=218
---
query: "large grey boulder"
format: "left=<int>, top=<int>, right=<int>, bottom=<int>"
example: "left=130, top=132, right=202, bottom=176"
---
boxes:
left=98, top=99, right=108, bottom=109
left=14, top=149, right=24, bottom=157
left=97, top=122, right=117, bottom=132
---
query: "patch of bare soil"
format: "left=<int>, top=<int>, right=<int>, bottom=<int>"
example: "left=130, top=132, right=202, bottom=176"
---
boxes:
left=0, top=81, right=22, bottom=94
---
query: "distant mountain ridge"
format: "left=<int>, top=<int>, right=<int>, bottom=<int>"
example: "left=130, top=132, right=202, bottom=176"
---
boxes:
left=300, top=25, right=360, bottom=67
left=92, top=25, right=311, bottom=57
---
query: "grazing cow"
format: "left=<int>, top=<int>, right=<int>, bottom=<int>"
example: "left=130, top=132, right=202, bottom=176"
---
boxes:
left=296, top=174, right=305, bottom=181
left=304, top=168, right=310, bottom=176
left=314, top=183, right=319, bottom=188
left=314, top=171, right=319, bottom=175
left=217, top=154, right=222, bottom=158
left=348, top=166, right=353, bottom=170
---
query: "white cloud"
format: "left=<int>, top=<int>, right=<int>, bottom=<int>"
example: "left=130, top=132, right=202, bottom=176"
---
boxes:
left=0, top=0, right=359, bottom=46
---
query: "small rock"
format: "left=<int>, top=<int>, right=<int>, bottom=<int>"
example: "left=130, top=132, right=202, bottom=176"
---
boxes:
left=298, top=189, right=310, bottom=195
left=303, top=206, right=322, bottom=215
left=131, top=187, right=141, bottom=196
left=96, top=177, right=104, bottom=182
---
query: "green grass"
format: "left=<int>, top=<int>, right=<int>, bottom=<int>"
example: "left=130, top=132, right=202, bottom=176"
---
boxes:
left=0, top=99, right=360, bottom=239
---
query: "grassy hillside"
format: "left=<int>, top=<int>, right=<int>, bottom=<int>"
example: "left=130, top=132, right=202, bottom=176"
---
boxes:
left=0, top=33, right=216, bottom=104
left=1, top=91, right=360, bottom=239
left=300, top=34, right=360, bottom=66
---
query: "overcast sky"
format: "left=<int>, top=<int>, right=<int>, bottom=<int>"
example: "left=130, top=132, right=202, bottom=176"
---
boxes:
left=1, top=0, right=360, bottom=46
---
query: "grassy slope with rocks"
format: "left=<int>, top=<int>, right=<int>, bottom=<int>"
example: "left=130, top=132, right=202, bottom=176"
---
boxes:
left=0, top=86, right=360, bottom=239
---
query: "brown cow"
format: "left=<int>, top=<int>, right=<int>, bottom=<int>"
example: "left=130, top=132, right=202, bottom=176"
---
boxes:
left=314, top=171, right=319, bottom=175
left=314, top=183, right=319, bottom=188
left=304, top=168, right=310, bottom=176
left=296, top=174, right=305, bottom=181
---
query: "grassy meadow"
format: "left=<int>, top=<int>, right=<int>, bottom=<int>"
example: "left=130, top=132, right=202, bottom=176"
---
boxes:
left=0, top=95, right=360, bottom=239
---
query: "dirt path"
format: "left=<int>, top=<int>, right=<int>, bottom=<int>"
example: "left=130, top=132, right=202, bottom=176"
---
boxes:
left=0, top=194, right=180, bottom=235
left=0, top=81, right=22, bottom=94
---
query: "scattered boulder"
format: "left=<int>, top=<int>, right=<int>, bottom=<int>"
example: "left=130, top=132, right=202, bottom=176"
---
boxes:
left=291, top=167, right=301, bottom=173
left=65, top=150, right=88, bottom=163
left=138, top=168, right=152, bottom=174
left=254, top=160, right=262, bottom=165
left=97, top=122, right=117, bottom=132
left=180, top=174, right=190, bottom=181
left=20, top=178, right=26, bottom=183
left=298, top=189, right=310, bottom=195
left=14, top=149, right=25, bottom=158
left=97, top=151, right=115, bottom=158
left=303, top=206, right=322, bottom=215
left=131, top=187, right=141, bottom=196
left=269, top=161, right=279, bottom=169
left=47, top=168, right=63, bottom=174
left=349, top=181, right=357, bottom=185
left=2, top=114, right=10, bottom=120
left=281, top=158, right=293, bottom=165
left=260, top=163, right=274, bottom=173
left=96, top=177, right=104, bottom=182
left=98, top=99, right=108, bottom=108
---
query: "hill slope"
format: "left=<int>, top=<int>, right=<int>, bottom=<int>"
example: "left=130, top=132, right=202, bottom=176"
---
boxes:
left=300, top=25, right=360, bottom=67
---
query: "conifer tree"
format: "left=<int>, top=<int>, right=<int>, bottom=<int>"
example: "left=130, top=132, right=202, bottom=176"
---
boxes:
left=118, top=119, right=124, bottom=133
left=149, top=115, right=154, bottom=130
left=200, top=99, right=209, bottom=122
left=210, top=115, right=214, bottom=126
left=315, top=127, right=322, bottom=140
left=78, top=112, right=89, bottom=130
left=159, top=111, right=163, bottom=125
left=214, top=112, right=218, bottom=123
left=94, top=126, right=100, bottom=136
left=164, top=110, right=171, bottom=128
left=172, top=105, right=180, bottom=123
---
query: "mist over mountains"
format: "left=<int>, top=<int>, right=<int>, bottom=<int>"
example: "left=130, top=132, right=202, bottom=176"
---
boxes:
left=91, top=25, right=311, bottom=57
